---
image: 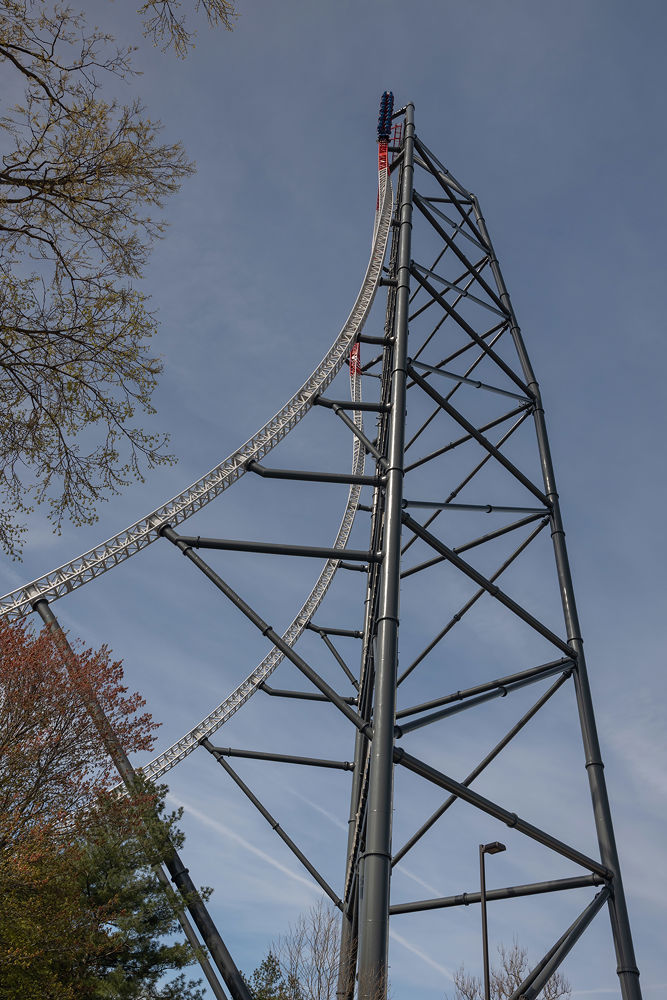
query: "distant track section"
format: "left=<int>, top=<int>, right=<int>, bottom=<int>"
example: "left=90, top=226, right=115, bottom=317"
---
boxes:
left=119, top=154, right=393, bottom=784
left=140, top=367, right=366, bottom=782
left=0, top=161, right=392, bottom=622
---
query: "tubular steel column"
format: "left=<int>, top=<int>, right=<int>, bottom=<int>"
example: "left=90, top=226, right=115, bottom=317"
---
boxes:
left=338, top=164, right=401, bottom=1000
left=357, top=102, right=415, bottom=1000
left=32, top=598, right=252, bottom=1000
left=470, top=198, right=642, bottom=1000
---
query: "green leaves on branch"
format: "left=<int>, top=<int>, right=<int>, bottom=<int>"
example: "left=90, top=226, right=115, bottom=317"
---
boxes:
left=0, top=0, right=238, bottom=556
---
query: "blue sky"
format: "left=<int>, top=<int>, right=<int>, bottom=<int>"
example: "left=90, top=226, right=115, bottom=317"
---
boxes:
left=2, top=1, right=666, bottom=997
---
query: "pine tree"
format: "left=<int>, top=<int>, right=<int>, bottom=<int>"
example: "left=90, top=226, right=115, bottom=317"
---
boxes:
left=0, top=618, right=205, bottom=998
left=246, top=951, right=301, bottom=1000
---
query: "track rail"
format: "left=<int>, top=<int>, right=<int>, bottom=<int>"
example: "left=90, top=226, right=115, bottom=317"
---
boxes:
left=130, top=157, right=394, bottom=784
left=140, top=367, right=367, bottom=782
left=0, top=162, right=392, bottom=622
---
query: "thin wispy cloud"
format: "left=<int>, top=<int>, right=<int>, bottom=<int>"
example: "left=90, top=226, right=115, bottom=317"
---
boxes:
left=168, top=793, right=320, bottom=894
left=288, top=787, right=348, bottom=832
left=389, top=929, right=455, bottom=982
left=392, top=865, right=443, bottom=898
left=3, top=2, right=664, bottom=997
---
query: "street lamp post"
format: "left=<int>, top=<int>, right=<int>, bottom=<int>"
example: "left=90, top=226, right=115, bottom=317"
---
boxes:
left=479, top=842, right=506, bottom=1000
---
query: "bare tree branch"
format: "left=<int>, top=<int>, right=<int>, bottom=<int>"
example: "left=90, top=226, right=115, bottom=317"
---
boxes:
left=451, top=941, right=571, bottom=1000
left=0, top=0, right=210, bottom=556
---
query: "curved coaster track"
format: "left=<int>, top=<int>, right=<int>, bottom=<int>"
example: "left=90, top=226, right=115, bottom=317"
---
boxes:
left=1, top=96, right=643, bottom=1000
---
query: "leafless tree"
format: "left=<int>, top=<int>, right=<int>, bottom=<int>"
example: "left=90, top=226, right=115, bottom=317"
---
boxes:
left=275, top=899, right=341, bottom=1000
left=451, top=942, right=571, bottom=1000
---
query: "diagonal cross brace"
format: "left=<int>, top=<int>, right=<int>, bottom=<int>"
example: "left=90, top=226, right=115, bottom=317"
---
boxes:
left=203, top=740, right=343, bottom=909
left=394, top=747, right=610, bottom=879
left=392, top=672, right=571, bottom=867
left=407, top=364, right=546, bottom=504
left=409, top=265, right=531, bottom=396
left=401, top=512, right=573, bottom=658
left=508, top=887, right=610, bottom=1000
left=409, top=356, right=531, bottom=402
left=161, top=525, right=370, bottom=738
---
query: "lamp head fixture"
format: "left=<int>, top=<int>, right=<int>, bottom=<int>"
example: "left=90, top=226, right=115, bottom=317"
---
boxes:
left=481, top=842, right=506, bottom=856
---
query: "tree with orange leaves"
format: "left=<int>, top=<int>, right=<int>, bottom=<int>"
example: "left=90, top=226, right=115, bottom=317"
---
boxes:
left=0, top=618, right=204, bottom=999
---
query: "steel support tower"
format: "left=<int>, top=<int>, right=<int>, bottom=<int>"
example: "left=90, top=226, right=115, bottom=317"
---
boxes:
left=342, top=99, right=641, bottom=1000
left=2, top=95, right=642, bottom=1000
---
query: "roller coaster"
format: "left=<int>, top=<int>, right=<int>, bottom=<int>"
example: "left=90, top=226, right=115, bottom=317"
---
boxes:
left=1, top=95, right=642, bottom=1000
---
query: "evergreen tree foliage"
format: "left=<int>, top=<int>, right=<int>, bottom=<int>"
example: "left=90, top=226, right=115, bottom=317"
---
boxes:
left=246, top=950, right=302, bottom=1000
left=0, top=617, right=205, bottom=998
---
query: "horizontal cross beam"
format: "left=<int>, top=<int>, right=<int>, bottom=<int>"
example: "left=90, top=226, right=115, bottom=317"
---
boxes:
left=396, top=656, right=574, bottom=720
left=260, top=683, right=356, bottom=705
left=409, top=357, right=531, bottom=402
left=316, top=396, right=390, bottom=412
left=246, top=460, right=382, bottom=487
left=168, top=535, right=380, bottom=564
left=389, top=873, right=605, bottom=914
left=207, top=746, right=354, bottom=770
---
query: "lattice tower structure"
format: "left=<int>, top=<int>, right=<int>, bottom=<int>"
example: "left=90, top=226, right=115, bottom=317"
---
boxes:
left=1, top=96, right=642, bottom=1000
